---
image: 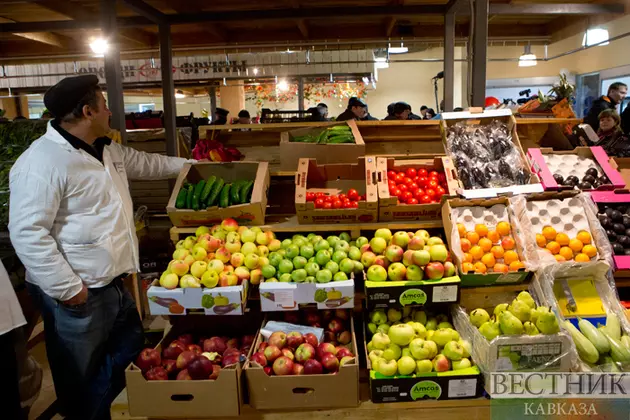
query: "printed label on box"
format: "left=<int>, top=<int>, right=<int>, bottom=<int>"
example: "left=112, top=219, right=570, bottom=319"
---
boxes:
left=447, top=379, right=478, bottom=398
left=432, top=285, right=458, bottom=303
left=273, top=290, right=295, bottom=308
left=496, top=342, right=564, bottom=371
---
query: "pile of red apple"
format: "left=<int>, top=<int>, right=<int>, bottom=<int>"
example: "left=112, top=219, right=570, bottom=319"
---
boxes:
left=387, top=168, right=448, bottom=204
left=283, top=308, right=353, bottom=346
left=306, top=189, right=366, bottom=209
left=250, top=310, right=355, bottom=376
left=135, top=333, right=255, bottom=381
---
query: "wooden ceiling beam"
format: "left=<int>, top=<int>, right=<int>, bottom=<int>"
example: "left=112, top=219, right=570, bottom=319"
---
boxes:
left=385, top=17, right=396, bottom=37
left=297, top=19, right=309, bottom=39
left=0, top=15, right=77, bottom=49
left=162, top=0, right=228, bottom=42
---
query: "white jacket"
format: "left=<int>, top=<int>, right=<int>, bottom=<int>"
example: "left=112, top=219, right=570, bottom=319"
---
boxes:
left=9, top=122, right=190, bottom=301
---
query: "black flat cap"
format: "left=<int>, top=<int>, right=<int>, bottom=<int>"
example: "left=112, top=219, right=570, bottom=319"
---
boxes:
left=44, top=74, right=100, bottom=118
left=348, top=97, right=366, bottom=108
left=215, top=108, right=229, bottom=117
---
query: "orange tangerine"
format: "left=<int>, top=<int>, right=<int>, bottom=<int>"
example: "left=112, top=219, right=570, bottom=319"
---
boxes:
left=479, top=237, right=493, bottom=252
left=582, top=244, right=597, bottom=258
left=466, top=231, right=480, bottom=245
left=470, top=245, right=484, bottom=260
left=555, top=233, right=570, bottom=246
left=493, top=263, right=509, bottom=273
left=457, top=223, right=467, bottom=237
left=504, top=250, right=519, bottom=265
left=462, top=262, right=475, bottom=273
left=554, top=255, right=566, bottom=262
left=496, top=221, right=511, bottom=237
left=460, top=238, right=472, bottom=252
left=509, top=261, right=525, bottom=271
left=577, top=230, right=592, bottom=245
left=546, top=241, right=561, bottom=255
left=535, top=234, right=547, bottom=248
left=474, top=262, right=487, bottom=274
left=463, top=253, right=474, bottom=263
left=542, top=226, right=557, bottom=241
left=481, top=253, right=496, bottom=268
left=575, top=253, right=590, bottom=263
left=559, top=246, right=574, bottom=261
left=501, top=236, right=516, bottom=250
left=475, top=224, right=489, bottom=237
left=569, top=238, right=584, bottom=253
left=487, top=230, right=501, bottom=244
left=491, top=245, right=505, bottom=259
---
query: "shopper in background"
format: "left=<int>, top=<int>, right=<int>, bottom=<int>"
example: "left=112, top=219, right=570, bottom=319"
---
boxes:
left=622, top=105, right=630, bottom=135
left=383, top=103, right=396, bottom=120
left=594, top=109, right=630, bottom=156
left=361, top=104, right=378, bottom=120
left=212, top=107, right=229, bottom=125
left=336, top=97, right=367, bottom=121
left=392, top=102, right=410, bottom=120
left=237, top=110, right=252, bottom=124
left=317, top=103, right=329, bottom=120
left=425, top=108, right=437, bottom=119
left=420, top=105, right=428, bottom=119
left=9, top=75, right=194, bottom=420
left=584, top=82, right=627, bottom=131
left=407, top=104, right=423, bottom=120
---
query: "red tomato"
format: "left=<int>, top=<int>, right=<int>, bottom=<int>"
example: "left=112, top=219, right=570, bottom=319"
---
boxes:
left=418, top=168, right=428, bottom=177
left=407, top=197, right=419, bottom=205
left=323, top=202, right=333, bottom=209
left=315, top=198, right=325, bottom=208
left=338, top=193, right=347, bottom=201
left=342, top=199, right=352, bottom=208
left=414, top=189, right=425, bottom=200
left=387, top=170, right=397, bottom=180
left=403, top=177, right=414, bottom=186
left=394, top=173, right=405, bottom=183
left=402, top=191, right=414, bottom=202
left=398, top=184, right=408, bottom=193
left=436, top=186, right=446, bottom=198
left=316, top=192, right=326, bottom=198
left=347, top=188, right=359, bottom=201
left=405, top=168, right=417, bottom=178
left=438, top=173, right=447, bottom=184
left=429, top=171, right=439, bottom=178
left=418, top=176, right=428, bottom=186
left=420, top=194, right=432, bottom=204
left=391, top=188, right=401, bottom=198
left=428, top=180, right=439, bottom=190
left=324, top=195, right=334, bottom=203
left=408, top=183, right=419, bottom=193
left=426, top=189, right=436, bottom=198
left=359, top=195, right=366, bottom=201
left=332, top=199, right=342, bottom=209
left=350, top=201, right=359, bottom=208
left=388, top=181, right=397, bottom=190
left=430, top=199, right=438, bottom=204
left=306, top=192, right=316, bottom=202
left=413, top=176, right=421, bottom=183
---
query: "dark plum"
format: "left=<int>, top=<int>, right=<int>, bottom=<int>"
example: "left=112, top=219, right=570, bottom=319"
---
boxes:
left=624, top=248, right=630, bottom=256
left=613, top=223, right=626, bottom=234
left=605, top=208, right=615, bottom=218
left=582, top=175, right=596, bottom=184
left=585, top=168, right=599, bottom=178
left=598, top=215, right=612, bottom=229
left=613, top=243, right=625, bottom=255
left=553, top=173, right=564, bottom=184
left=578, top=182, right=593, bottom=190
left=607, top=230, right=618, bottom=242
left=566, top=175, right=579, bottom=184
left=611, top=210, right=623, bottom=222
left=623, top=215, right=630, bottom=228
left=599, top=175, right=610, bottom=185
left=618, top=235, right=630, bottom=247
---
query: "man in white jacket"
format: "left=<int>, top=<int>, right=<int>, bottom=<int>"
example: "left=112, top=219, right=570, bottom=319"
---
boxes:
left=9, top=75, right=192, bottom=420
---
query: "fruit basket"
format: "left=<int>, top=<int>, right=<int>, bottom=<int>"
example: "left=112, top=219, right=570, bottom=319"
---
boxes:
left=534, top=262, right=630, bottom=371
left=513, top=191, right=613, bottom=270
left=528, top=146, right=625, bottom=192
left=442, top=197, right=531, bottom=287
left=376, top=156, right=455, bottom=222
left=294, top=157, right=378, bottom=224
left=125, top=315, right=258, bottom=417
left=365, top=308, right=483, bottom=402
left=440, top=109, right=543, bottom=199
left=245, top=312, right=360, bottom=410
left=359, top=228, right=461, bottom=309
left=590, top=190, right=630, bottom=270
left=167, top=161, right=269, bottom=227
left=279, top=120, right=366, bottom=171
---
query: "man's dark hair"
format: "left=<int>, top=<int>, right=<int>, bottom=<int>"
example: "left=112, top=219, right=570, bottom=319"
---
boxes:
left=420, top=105, right=428, bottom=111
left=317, top=103, right=328, bottom=109
left=608, top=82, right=628, bottom=96
left=347, top=97, right=366, bottom=109
left=61, top=85, right=101, bottom=123
left=393, top=102, right=409, bottom=116
left=238, top=109, right=250, bottom=118
left=453, top=107, right=464, bottom=112
left=387, top=103, right=395, bottom=116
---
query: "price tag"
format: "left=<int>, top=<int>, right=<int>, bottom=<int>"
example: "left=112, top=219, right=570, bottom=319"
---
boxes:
left=273, top=290, right=294, bottom=308
left=448, top=378, right=478, bottom=398
left=432, top=285, right=458, bottom=303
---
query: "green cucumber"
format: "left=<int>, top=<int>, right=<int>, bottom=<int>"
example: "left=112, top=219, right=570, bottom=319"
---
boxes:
left=200, top=175, right=217, bottom=203
left=219, top=184, right=231, bottom=208
left=206, top=178, right=224, bottom=207
left=192, top=180, right=206, bottom=211
left=175, top=188, right=187, bottom=209
left=230, top=181, right=244, bottom=205
left=329, top=125, right=351, bottom=132
left=240, top=180, right=254, bottom=203
left=327, top=134, right=355, bottom=144
left=185, top=185, right=194, bottom=209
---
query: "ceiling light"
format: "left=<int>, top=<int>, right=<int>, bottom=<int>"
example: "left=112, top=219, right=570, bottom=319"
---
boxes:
left=518, top=45, right=537, bottom=67
left=277, top=80, right=289, bottom=91
left=583, top=28, right=609, bottom=47
left=388, top=43, right=408, bottom=54
left=89, top=38, right=109, bottom=56
left=252, top=68, right=259, bottom=75
left=375, top=57, right=389, bottom=69
left=175, top=90, right=186, bottom=99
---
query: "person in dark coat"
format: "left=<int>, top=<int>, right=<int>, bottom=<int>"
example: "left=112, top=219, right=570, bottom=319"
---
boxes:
left=360, top=104, right=378, bottom=121
left=211, top=108, right=229, bottom=125
left=593, top=109, right=630, bottom=156
left=621, top=105, right=630, bottom=135
left=336, top=97, right=367, bottom=121
left=584, top=82, right=627, bottom=131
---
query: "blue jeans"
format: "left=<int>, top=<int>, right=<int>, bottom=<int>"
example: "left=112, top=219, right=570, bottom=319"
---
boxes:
left=27, top=278, right=144, bottom=420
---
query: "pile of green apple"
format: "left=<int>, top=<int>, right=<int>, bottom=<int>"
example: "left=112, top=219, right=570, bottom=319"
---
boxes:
left=259, top=232, right=363, bottom=283
left=158, top=218, right=277, bottom=289
left=469, top=291, right=560, bottom=340
left=360, top=228, right=455, bottom=282
left=366, top=307, right=473, bottom=376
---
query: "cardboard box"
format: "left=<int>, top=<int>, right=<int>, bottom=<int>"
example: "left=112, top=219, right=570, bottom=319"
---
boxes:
left=245, top=318, right=360, bottom=410
left=279, top=120, right=366, bottom=171
left=590, top=190, right=630, bottom=270
left=612, top=157, right=630, bottom=189
left=442, top=197, right=531, bottom=287
left=440, top=109, right=543, bottom=199
left=259, top=280, right=354, bottom=312
left=376, top=156, right=455, bottom=222
left=294, top=157, right=379, bottom=224
left=167, top=161, right=269, bottom=227
left=125, top=316, right=251, bottom=418
left=147, top=280, right=248, bottom=316
left=365, top=276, right=461, bottom=311
left=528, top=146, right=626, bottom=191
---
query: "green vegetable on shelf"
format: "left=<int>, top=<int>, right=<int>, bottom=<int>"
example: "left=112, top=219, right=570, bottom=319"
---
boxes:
left=200, top=175, right=217, bottom=203
left=175, top=188, right=187, bottom=209
left=219, top=184, right=231, bottom=208
left=206, top=178, right=225, bottom=207
left=191, top=180, right=206, bottom=211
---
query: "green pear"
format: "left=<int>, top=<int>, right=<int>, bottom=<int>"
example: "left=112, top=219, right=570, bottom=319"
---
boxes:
left=516, top=291, right=536, bottom=309
left=367, top=323, right=377, bottom=334
left=402, top=306, right=412, bottom=318
left=536, top=311, right=560, bottom=334
left=523, top=321, right=539, bottom=336
left=508, top=299, right=532, bottom=323
left=499, top=311, right=524, bottom=335
left=425, top=317, right=438, bottom=330
left=479, top=320, right=501, bottom=341
left=368, top=349, right=384, bottom=365
left=383, top=343, right=402, bottom=361
left=407, top=321, right=427, bottom=339
left=370, top=310, right=388, bottom=325
left=530, top=306, right=549, bottom=325
left=469, top=308, right=490, bottom=328
left=494, top=303, right=509, bottom=318
left=387, top=308, right=402, bottom=323
left=377, top=324, right=390, bottom=334
left=412, top=309, right=427, bottom=325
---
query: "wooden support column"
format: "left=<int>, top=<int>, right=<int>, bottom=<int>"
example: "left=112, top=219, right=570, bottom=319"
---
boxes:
left=160, top=23, right=178, bottom=157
